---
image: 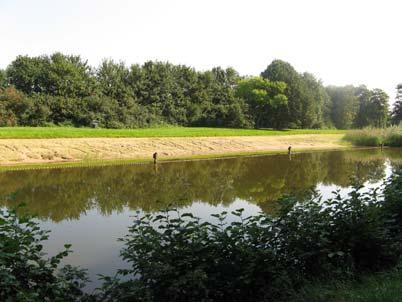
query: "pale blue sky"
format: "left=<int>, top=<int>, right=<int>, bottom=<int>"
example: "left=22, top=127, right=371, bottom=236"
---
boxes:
left=1, top=0, right=400, bottom=102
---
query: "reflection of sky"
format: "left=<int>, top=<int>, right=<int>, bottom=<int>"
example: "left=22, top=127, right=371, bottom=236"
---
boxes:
left=40, top=199, right=263, bottom=291
left=317, top=161, right=393, bottom=200
left=41, top=209, right=131, bottom=291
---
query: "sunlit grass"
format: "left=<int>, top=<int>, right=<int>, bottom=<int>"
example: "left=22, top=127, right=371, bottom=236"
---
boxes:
left=344, top=127, right=402, bottom=147
left=0, top=127, right=345, bottom=139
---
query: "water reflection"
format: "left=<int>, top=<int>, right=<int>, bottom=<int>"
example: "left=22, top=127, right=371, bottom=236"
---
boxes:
left=0, top=149, right=401, bottom=221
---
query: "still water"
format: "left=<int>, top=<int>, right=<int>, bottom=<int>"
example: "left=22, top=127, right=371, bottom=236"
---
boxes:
left=0, top=149, right=401, bottom=290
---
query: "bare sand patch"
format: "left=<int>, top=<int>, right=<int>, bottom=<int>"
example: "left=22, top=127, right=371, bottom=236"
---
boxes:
left=0, top=134, right=346, bottom=166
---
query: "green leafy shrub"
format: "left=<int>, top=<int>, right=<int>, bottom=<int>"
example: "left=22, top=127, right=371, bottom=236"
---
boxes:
left=0, top=208, right=90, bottom=302
left=383, top=168, right=402, bottom=241
left=95, top=174, right=402, bottom=301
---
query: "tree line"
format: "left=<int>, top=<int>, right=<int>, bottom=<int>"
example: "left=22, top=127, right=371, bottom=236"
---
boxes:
left=0, top=53, right=399, bottom=129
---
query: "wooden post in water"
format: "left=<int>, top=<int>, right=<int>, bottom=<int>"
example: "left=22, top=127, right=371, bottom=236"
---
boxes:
left=153, top=152, right=158, bottom=164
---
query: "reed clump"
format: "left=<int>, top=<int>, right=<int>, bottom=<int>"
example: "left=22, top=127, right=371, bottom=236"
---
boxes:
left=344, top=126, right=402, bottom=147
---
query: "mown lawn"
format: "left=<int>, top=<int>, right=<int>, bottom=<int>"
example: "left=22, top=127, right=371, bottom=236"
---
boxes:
left=0, top=127, right=346, bottom=139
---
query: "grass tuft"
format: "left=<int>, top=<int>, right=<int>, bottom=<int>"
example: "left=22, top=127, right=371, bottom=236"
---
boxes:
left=291, top=268, right=402, bottom=302
left=344, top=127, right=402, bottom=147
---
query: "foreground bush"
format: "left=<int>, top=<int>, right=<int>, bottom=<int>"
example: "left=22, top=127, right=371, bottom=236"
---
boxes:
left=344, top=127, right=402, bottom=147
left=0, top=208, right=90, bottom=302
left=96, top=170, right=402, bottom=302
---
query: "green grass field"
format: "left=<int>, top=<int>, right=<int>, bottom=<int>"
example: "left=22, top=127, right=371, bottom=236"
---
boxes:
left=0, top=127, right=345, bottom=139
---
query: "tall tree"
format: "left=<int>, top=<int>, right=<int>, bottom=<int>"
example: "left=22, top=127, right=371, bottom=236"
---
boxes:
left=236, top=77, right=288, bottom=129
left=322, top=89, right=334, bottom=127
left=96, top=59, right=131, bottom=101
left=0, top=69, right=7, bottom=88
left=261, top=60, right=327, bottom=128
left=43, top=53, right=95, bottom=98
left=353, top=85, right=372, bottom=128
left=6, top=55, right=48, bottom=94
left=0, top=87, right=29, bottom=126
left=326, top=86, right=359, bottom=129
left=7, top=53, right=95, bottom=98
left=261, top=60, right=301, bottom=128
left=367, top=88, right=389, bottom=128
left=391, top=83, right=402, bottom=125
left=300, top=73, right=327, bottom=128
left=196, top=67, right=250, bottom=127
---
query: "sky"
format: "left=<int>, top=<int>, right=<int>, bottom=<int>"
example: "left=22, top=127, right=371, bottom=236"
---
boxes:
left=0, top=0, right=401, bottom=102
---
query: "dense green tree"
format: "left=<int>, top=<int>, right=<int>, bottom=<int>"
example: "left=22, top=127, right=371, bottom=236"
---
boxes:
left=196, top=67, right=251, bottom=127
left=45, top=53, right=95, bottom=97
left=96, top=59, right=131, bottom=101
left=7, top=53, right=95, bottom=98
left=353, top=85, right=372, bottom=128
left=261, top=60, right=302, bottom=128
left=326, top=86, right=359, bottom=129
left=300, top=73, right=327, bottom=128
left=128, top=61, right=192, bottom=125
left=0, top=69, right=7, bottom=88
left=0, top=87, right=28, bottom=126
left=236, top=77, right=287, bottom=128
left=261, top=60, right=328, bottom=128
left=322, top=89, right=334, bottom=127
left=367, top=88, right=389, bottom=128
left=330, top=86, right=389, bottom=129
left=19, top=94, right=52, bottom=126
left=6, top=55, right=47, bottom=94
left=391, top=83, right=402, bottom=125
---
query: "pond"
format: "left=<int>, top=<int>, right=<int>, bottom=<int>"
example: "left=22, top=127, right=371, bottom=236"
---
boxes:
left=0, top=148, right=401, bottom=290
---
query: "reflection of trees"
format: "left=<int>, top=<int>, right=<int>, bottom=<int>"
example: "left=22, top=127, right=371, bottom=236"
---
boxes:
left=0, top=149, right=400, bottom=221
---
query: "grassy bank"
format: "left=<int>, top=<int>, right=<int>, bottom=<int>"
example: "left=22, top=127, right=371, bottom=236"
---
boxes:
left=344, top=127, right=402, bottom=147
left=292, top=268, right=401, bottom=302
left=0, top=126, right=345, bottom=139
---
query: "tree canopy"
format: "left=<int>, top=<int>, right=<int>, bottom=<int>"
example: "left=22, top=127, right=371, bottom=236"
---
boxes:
left=326, top=85, right=390, bottom=129
left=236, top=77, right=287, bottom=128
left=261, top=60, right=329, bottom=129
left=391, top=83, right=402, bottom=125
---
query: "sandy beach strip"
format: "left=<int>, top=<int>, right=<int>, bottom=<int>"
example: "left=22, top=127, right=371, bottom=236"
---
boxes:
left=0, top=134, right=346, bottom=166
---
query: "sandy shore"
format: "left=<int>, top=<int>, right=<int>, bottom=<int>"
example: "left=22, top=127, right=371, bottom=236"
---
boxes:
left=0, top=134, right=346, bottom=166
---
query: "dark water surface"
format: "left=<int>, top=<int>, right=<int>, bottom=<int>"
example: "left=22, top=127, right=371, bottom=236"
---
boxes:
left=1, top=149, right=401, bottom=290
